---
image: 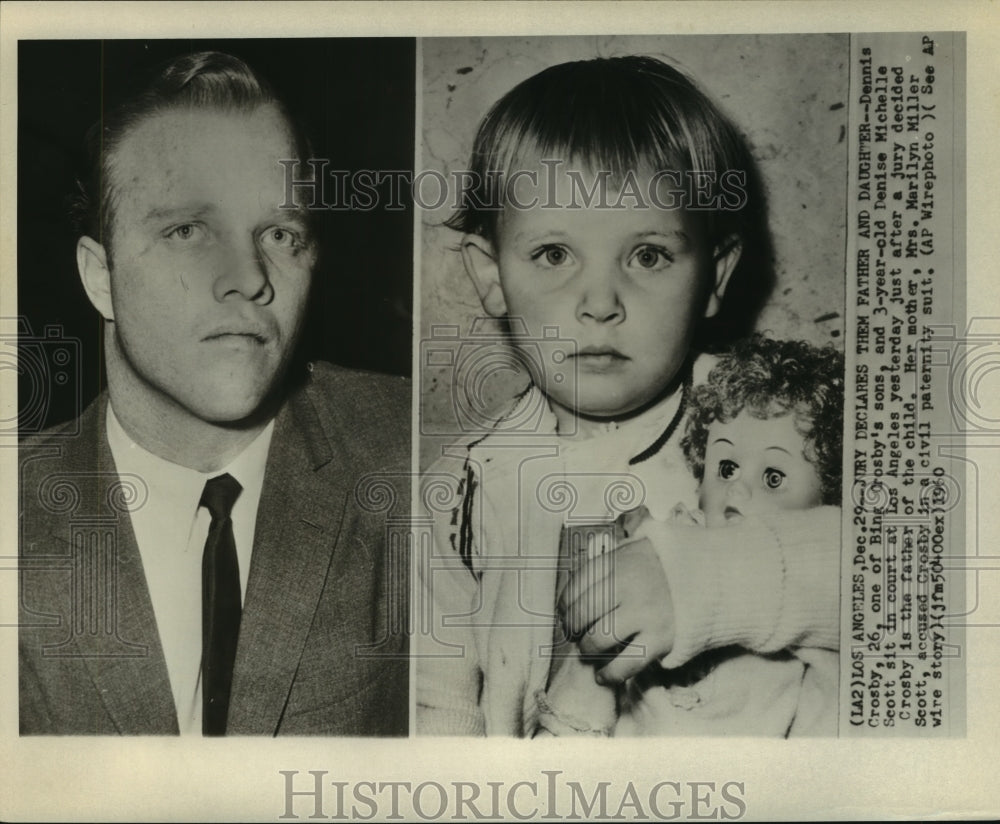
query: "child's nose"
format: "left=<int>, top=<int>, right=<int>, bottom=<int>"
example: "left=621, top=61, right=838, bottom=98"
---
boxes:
left=576, top=267, right=624, bottom=324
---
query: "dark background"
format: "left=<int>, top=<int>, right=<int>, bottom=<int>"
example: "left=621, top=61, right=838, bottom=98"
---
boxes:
left=17, top=39, right=415, bottom=434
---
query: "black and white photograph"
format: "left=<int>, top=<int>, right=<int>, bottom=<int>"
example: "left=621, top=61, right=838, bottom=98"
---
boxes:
left=1, top=2, right=997, bottom=822
left=415, top=30, right=967, bottom=747
left=15, top=39, right=414, bottom=737
left=416, top=36, right=850, bottom=741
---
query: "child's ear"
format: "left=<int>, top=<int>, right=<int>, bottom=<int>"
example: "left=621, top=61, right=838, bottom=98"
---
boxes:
left=460, top=234, right=508, bottom=318
left=703, top=235, right=743, bottom=318
left=76, top=235, right=115, bottom=322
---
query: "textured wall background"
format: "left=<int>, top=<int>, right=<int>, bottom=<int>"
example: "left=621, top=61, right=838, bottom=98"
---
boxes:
left=420, top=35, right=848, bottom=468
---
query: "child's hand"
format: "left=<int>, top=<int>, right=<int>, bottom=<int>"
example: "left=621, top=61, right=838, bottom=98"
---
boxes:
left=617, top=504, right=652, bottom=540
left=558, top=536, right=676, bottom=685
left=536, top=642, right=617, bottom=736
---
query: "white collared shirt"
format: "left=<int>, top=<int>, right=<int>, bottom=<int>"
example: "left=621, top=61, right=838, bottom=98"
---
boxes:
left=106, top=404, right=274, bottom=734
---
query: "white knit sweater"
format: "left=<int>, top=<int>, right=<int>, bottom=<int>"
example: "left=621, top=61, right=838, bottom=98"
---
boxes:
left=416, top=361, right=841, bottom=737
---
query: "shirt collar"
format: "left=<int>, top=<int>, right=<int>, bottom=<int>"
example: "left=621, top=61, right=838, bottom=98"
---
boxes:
left=471, top=380, right=686, bottom=466
left=105, top=403, right=274, bottom=514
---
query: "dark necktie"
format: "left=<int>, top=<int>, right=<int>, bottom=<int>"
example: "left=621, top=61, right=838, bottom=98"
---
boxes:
left=200, top=473, right=243, bottom=736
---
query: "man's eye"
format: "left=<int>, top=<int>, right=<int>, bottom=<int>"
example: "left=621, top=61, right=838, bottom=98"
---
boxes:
left=166, top=223, right=203, bottom=241
left=261, top=226, right=302, bottom=249
left=531, top=245, right=571, bottom=267
left=629, top=244, right=671, bottom=270
left=718, top=459, right=739, bottom=480
left=763, top=468, right=786, bottom=489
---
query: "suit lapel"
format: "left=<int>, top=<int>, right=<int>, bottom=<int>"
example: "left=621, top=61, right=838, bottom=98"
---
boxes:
left=74, top=506, right=180, bottom=734
left=39, top=398, right=178, bottom=733
left=227, top=380, right=350, bottom=734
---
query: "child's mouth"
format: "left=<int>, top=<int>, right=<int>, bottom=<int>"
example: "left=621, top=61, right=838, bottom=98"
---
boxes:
left=573, top=347, right=628, bottom=371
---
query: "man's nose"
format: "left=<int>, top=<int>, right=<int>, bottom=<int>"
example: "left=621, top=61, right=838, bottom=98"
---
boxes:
left=576, top=265, right=624, bottom=324
left=213, top=239, right=272, bottom=303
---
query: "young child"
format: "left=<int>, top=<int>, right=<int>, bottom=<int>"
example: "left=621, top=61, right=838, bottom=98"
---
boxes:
left=540, top=335, right=844, bottom=736
left=417, top=56, right=842, bottom=737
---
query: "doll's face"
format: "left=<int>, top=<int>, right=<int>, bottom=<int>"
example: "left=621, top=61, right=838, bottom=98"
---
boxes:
left=699, top=410, right=823, bottom=528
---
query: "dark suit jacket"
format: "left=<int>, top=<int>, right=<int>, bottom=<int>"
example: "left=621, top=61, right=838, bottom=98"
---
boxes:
left=19, top=362, right=410, bottom=735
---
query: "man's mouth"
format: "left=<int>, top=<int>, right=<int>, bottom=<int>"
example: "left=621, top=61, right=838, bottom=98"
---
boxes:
left=203, top=322, right=273, bottom=345
left=204, top=332, right=268, bottom=344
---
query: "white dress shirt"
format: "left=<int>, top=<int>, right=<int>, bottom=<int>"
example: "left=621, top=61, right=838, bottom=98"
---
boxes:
left=106, top=405, right=274, bottom=734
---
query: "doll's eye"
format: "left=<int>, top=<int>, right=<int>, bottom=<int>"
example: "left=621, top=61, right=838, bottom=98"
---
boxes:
left=763, top=468, right=786, bottom=489
left=718, top=459, right=740, bottom=481
left=532, top=245, right=571, bottom=267
left=629, top=244, right=671, bottom=270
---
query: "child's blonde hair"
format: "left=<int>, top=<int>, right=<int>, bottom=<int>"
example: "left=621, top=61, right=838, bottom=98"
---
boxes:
left=446, top=55, right=775, bottom=345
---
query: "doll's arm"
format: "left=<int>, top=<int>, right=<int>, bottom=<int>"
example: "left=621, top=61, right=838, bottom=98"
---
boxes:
left=650, top=505, right=841, bottom=669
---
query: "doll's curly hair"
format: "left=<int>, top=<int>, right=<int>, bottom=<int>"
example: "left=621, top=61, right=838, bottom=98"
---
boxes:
left=681, top=334, right=845, bottom=505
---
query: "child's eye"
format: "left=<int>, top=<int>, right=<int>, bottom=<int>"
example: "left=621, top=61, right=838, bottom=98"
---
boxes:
left=762, top=468, right=786, bottom=489
left=531, top=244, right=572, bottom=267
left=628, top=244, right=672, bottom=271
left=718, top=459, right=740, bottom=480
left=165, top=223, right=204, bottom=242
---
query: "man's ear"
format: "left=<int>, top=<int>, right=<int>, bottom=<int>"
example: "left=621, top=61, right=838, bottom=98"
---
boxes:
left=460, top=234, right=507, bottom=318
left=703, top=235, right=743, bottom=318
left=76, top=236, right=114, bottom=321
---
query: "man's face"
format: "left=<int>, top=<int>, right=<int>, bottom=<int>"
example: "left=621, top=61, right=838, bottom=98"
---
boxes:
left=100, top=104, right=314, bottom=426
left=699, top=410, right=824, bottom=528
